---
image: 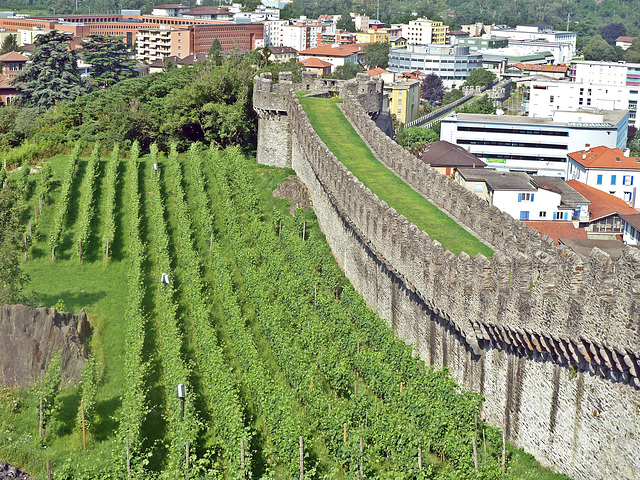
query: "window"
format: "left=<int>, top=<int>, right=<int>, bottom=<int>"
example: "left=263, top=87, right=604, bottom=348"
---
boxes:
left=624, top=191, right=633, bottom=202
left=518, top=193, right=534, bottom=201
left=587, top=98, right=591, bottom=106
left=475, top=184, right=483, bottom=192
left=539, top=211, right=547, bottom=218
left=623, top=175, right=634, bottom=185
left=520, top=211, right=530, bottom=220
left=397, top=98, right=402, bottom=105
left=550, top=95, right=554, bottom=103
left=611, top=175, right=617, bottom=185
left=597, top=174, right=603, bottom=185
left=397, top=108, right=402, bottom=114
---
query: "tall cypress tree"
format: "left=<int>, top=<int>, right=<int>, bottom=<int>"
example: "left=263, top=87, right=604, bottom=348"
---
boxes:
left=14, top=31, right=85, bottom=112
left=0, top=34, right=19, bottom=55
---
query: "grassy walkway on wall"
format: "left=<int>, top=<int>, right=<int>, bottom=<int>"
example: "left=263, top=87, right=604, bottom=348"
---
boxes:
left=297, top=94, right=494, bottom=259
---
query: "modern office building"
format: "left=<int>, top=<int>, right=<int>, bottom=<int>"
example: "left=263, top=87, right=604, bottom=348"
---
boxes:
left=440, top=110, right=628, bottom=177
left=387, top=44, right=482, bottom=88
left=491, top=24, right=577, bottom=55
left=457, top=36, right=508, bottom=52
left=528, top=79, right=640, bottom=125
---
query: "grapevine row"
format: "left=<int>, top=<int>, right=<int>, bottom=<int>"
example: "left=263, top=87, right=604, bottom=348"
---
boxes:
left=76, top=144, right=100, bottom=264
left=117, top=142, right=149, bottom=470
left=163, top=146, right=251, bottom=478
left=146, top=145, right=199, bottom=472
left=49, top=143, right=80, bottom=262
left=102, top=144, right=120, bottom=262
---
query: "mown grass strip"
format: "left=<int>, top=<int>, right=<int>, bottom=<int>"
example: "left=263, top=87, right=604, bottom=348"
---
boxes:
left=298, top=94, right=493, bottom=259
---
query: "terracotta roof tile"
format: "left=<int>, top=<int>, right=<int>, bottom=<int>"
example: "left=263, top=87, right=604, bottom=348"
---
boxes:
left=524, top=221, right=587, bottom=245
left=302, top=57, right=332, bottom=67
left=567, top=146, right=640, bottom=170
left=365, top=67, right=387, bottom=76
left=565, top=180, right=639, bottom=220
left=299, top=45, right=360, bottom=57
left=512, top=62, right=567, bottom=73
left=0, top=51, right=28, bottom=62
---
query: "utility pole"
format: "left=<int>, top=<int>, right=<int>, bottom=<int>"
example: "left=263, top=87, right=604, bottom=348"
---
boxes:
left=566, top=12, right=572, bottom=32
left=377, top=0, right=380, bottom=22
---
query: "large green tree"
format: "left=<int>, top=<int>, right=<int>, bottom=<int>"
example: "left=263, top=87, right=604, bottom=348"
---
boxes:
left=464, top=68, right=496, bottom=87
left=396, top=126, right=439, bottom=153
left=0, top=34, right=19, bottom=55
left=81, top=35, right=137, bottom=88
left=0, top=182, right=29, bottom=305
left=14, top=31, right=85, bottom=112
left=583, top=34, right=619, bottom=61
left=363, top=41, right=391, bottom=69
left=336, top=11, right=356, bottom=32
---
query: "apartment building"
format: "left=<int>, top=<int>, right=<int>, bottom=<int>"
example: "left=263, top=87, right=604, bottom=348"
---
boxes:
left=387, top=80, right=420, bottom=124
left=491, top=24, right=577, bottom=55
left=569, top=60, right=640, bottom=87
left=136, top=26, right=190, bottom=62
left=405, top=18, right=449, bottom=45
left=528, top=79, right=640, bottom=126
left=440, top=110, right=628, bottom=177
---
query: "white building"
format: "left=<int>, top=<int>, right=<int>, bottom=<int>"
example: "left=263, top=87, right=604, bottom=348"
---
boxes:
left=440, top=110, right=628, bottom=177
left=622, top=214, right=640, bottom=244
left=387, top=44, right=482, bottom=88
left=18, top=26, right=50, bottom=45
left=455, top=168, right=590, bottom=221
left=264, top=20, right=289, bottom=46
left=528, top=79, right=640, bottom=126
left=404, top=17, right=449, bottom=45
left=151, top=4, right=191, bottom=17
left=566, top=146, right=640, bottom=208
left=491, top=24, right=577, bottom=55
left=568, top=60, right=640, bottom=88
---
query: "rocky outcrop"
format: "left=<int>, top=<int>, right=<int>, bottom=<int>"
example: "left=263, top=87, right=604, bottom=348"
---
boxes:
left=0, top=305, right=90, bottom=387
left=0, top=462, right=29, bottom=480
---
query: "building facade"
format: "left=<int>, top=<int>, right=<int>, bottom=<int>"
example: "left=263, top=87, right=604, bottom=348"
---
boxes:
left=528, top=79, right=640, bottom=126
left=387, top=80, right=420, bottom=124
left=491, top=24, right=577, bottom=55
left=440, top=110, right=628, bottom=177
left=568, top=60, right=640, bottom=87
left=387, top=44, right=482, bottom=88
left=405, top=18, right=449, bottom=45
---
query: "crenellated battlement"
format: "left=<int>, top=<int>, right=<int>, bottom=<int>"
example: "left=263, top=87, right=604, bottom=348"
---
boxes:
left=253, top=74, right=640, bottom=480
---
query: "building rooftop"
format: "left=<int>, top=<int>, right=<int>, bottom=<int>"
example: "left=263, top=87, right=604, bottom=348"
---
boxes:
left=447, top=109, right=626, bottom=128
left=457, top=168, right=536, bottom=191
left=183, top=6, right=231, bottom=15
left=524, top=221, right=587, bottom=245
left=565, top=180, right=639, bottom=221
left=269, top=46, right=297, bottom=54
left=558, top=238, right=633, bottom=259
left=152, top=4, right=189, bottom=9
left=418, top=141, right=486, bottom=168
left=622, top=213, right=640, bottom=230
left=567, top=146, right=640, bottom=170
left=365, top=67, right=387, bottom=76
left=616, top=36, right=636, bottom=43
left=511, top=62, right=568, bottom=73
left=301, top=57, right=332, bottom=68
left=299, top=44, right=360, bottom=57
left=0, top=51, right=27, bottom=62
left=530, top=176, right=590, bottom=207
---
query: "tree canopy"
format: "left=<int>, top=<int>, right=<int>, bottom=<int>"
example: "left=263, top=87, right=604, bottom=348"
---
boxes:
left=81, top=35, right=137, bottom=88
left=0, top=34, right=19, bottom=55
left=326, top=62, right=364, bottom=79
left=14, top=31, right=84, bottom=112
left=336, top=11, right=356, bottom=32
left=463, top=69, right=496, bottom=88
left=363, top=42, right=390, bottom=69
left=583, top=34, right=619, bottom=61
left=396, top=126, right=439, bottom=153
left=421, top=74, right=444, bottom=104
left=599, top=23, right=626, bottom=46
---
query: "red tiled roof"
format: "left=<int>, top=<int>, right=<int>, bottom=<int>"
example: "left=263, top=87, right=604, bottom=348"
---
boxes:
left=399, top=71, right=419, bottom=80
left=365, top=67, right=387, bottom=76
left=524, top=221, right=587, bottom=245
left=565, top=180, right=639, bottom=220
left=302, top=57, right=332, bottom=68
left=299, top=45, right=360, bottom=57
left=567, top=145, right=640, bottom=170
left=0, top=74, right=13, bottom=89
left=269, top=46, right=297, bottom=54
left=512, top=62, right=567, bottom=73
left=0, top=51, right=27, bottom=62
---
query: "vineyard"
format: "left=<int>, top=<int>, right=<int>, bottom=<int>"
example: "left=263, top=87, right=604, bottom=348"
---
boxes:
left=0, top=144, right=568, bottom=480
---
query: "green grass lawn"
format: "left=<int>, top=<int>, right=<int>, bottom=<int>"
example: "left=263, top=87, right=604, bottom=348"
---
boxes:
left=298, top=94, right=493, bottom=259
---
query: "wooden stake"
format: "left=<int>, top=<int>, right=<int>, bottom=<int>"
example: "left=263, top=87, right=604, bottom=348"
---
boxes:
left=400, top=381, right=403, bottom=393
left=328, top=404, right=331, bottom=415
left=186, top=438, right=190, bottom=472
left=126, top=439, right=131, bottom=479
left=29, top=220, right=32, bottom=237
left=310, top=378, right=313, bottom=392
left=106, top=238, right=109, bottom=262
left=343, top=423, right=347, bottom=443
left=35, top=203, right=38, bottom=222
left=502, top=417, right=507, bottom=472
left=81, top=399, right=86, bottom=449
left=354, top=379, right=357, bottom=395
left=39, top=195, right=42, bottom=215
left=418, top=436, right=422, bottom=471
left=278, top=219, right=282, bottom=239
left=210, top=232, right=214, bottom=252
left=483, top=428, right=486, bottom=459
left=240, top=438, right=245, bottom=478
left=299, top=436, right=304, bottom=480
left=46, top=459, right=51, bottom=480
left=39, top=395, right=43, bottom=438
left=357, top=342, right=360, bottom=354
left=314, top=284, right=317, bottom=309
left=302, top=221, right=306, bottom=241
left=359, top=437, right=363, bottom=479
left=473, top=434, right=478, bottom=471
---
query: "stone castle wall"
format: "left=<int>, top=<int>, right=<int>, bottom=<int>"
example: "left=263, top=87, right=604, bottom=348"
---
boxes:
left=253, top=72, right=640, bottom=480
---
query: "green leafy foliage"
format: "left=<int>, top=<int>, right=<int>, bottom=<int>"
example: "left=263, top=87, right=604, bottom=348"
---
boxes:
left=14, top=31, right=85, bottom=112
left=78, top=355, right=98, bottom=432
left=0, top=34, right=19, bottom=55
left=40, top=350, right=62, bottom=439
left=443, top=88, right=465, bottom=105
left=396, top=126, right=439, bottom=153
left=36, top=161, right=53, bottom=208
left=363, top=42, right=391, bottom=69
left=76, top=144, right=100, bottom=263
left=464, top=69, right=496, bottom=88
left=49, top=143, right=80, bottom=261
left=325, top=62, right=364, bottom=80
left=458, top=94, right=496, bottom=115
left=421, top=74, right=444, bottom=104
left=101, top=144, right=119, bottom=261
left=0, top=182, right=28, bottom=304
left=81, top=35, right=137, bottom=88
left=336, top=11, right=356, bottom=32
left=583, top=34, right=621, bottom=61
